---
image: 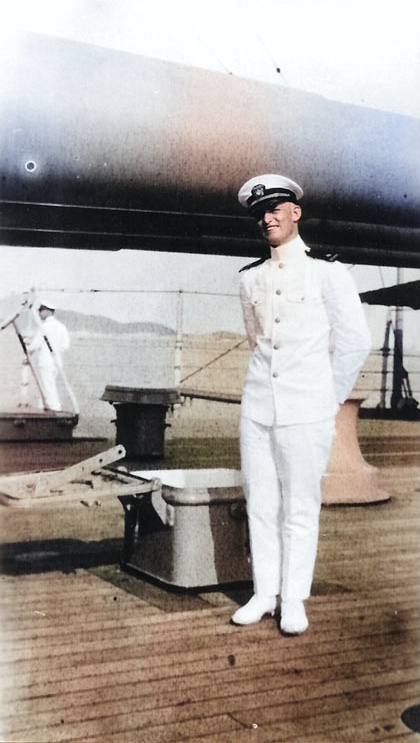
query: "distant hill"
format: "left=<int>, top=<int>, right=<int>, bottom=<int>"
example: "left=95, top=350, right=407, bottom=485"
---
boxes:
left=56, top=310, right=175, bottom=336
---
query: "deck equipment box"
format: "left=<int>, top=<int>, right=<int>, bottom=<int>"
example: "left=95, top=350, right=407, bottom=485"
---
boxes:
left=119, top=468, right=252, bottom=589
left=101, top=386, right=180, bottom=458
left=0, top=411, right=78, bottom=441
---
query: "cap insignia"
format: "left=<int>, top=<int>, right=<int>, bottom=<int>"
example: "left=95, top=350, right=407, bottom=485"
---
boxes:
left=251, top=184, right=266, bottom=199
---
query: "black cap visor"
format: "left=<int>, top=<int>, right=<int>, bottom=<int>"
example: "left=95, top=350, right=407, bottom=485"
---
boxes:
left=249, top=195, right=296, bottom=221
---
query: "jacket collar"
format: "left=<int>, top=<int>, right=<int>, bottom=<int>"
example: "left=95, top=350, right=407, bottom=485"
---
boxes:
left=269, top=234, right=307, bottom=266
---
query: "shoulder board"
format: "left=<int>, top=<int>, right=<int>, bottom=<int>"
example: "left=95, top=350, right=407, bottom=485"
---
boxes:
left=239, top=256, right=270, bottom=272
left=305, top=249, right=339, bottom=262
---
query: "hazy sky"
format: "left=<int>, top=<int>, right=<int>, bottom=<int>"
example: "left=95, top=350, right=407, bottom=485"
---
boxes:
left=1, top=0, right=419, bottom=341
left=3, top=0, right=420, bottom=117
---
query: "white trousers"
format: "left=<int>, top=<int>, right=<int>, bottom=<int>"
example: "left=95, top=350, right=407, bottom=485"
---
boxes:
left=240, top=415, right=335, bottom=601
left=35, top=365, right=61, bottom=411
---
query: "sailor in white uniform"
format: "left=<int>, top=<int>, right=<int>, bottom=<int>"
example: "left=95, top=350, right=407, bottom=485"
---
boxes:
left=232, top=174, right=371, bottom=633
left=27, top=301, right=70, bottom=411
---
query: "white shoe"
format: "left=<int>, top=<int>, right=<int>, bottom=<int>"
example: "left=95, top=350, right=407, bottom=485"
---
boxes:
left=231, top=595, right=277, bottom=625
left=280, top=600, right=308, bottom=634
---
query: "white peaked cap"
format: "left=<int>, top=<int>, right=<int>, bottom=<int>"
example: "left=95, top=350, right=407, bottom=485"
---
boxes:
left=238, top=174, right=304, bottom=212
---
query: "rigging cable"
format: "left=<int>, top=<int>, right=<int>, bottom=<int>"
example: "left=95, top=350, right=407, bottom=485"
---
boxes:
left=191, top=32, right=233, bottom=74
left=235, top=0, right=284, bottom=77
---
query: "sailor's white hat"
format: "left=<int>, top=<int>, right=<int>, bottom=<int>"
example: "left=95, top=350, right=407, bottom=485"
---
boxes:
left=238, top=174, right=303, bottom=214
left=38, top=299, right=56, bottom=311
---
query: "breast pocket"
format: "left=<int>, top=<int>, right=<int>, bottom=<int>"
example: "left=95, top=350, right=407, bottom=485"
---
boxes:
left=250, top=287, right=266, bottom=310
left=285, top=293, right=328, bottom=333
left=249, top=288, right=267, bottom=330
left=285, top=291, right=307, bottom=304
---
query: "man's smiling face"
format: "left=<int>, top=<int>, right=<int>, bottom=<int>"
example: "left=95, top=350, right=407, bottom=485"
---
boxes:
left=258, top=201, right=301, bottom=247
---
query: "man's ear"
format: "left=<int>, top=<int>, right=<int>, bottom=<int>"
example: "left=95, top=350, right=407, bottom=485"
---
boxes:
left=292, top=204, right=302, bottom=223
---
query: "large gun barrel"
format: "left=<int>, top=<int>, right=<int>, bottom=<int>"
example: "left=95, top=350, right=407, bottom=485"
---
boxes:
left=1, top=32, right=419, bottom=265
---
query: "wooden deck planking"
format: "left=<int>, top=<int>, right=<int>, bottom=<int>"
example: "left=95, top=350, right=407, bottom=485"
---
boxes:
left=129, top=699, right=419, bottom=743
left=2, top=603, right=419, bottom=673
left=1, top=589, right=420, bottom=656
left=3, top=668, right=420, bottom=742
left=3, top=638, right=419, bottom=725
left=2, top=586, right=420, bottom=742
left=2, top=592, right=420, bottom=684
left=3, top=641, right=420, bottom=732
left=2, top=596, right=418, bottom=679
left=1, top=465, right=420, bottom=742
left=3, top=620, right=420, bottom=719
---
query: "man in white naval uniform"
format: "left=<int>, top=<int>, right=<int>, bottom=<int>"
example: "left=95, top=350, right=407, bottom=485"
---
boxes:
left=231, top=174, right=371, bottom=634
left=27, top=301, right=70, bottom=411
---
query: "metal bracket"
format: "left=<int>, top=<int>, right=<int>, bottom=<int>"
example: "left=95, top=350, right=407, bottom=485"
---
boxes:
left=0, top=445, right=161, bottom=507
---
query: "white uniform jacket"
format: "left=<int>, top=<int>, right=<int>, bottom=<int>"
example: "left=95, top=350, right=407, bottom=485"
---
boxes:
left=28, top=316, right=70, bottom=370
left=240, top=236, right=371, bottom=426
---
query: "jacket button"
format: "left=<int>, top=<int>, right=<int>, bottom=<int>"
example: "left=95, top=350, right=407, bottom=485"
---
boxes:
left=274, top=317, right=280, bottom=323
left=273, top=344, right=279, bottom=350
left=272, top=371, right=279, bottom=378
left=275, top=289, right=281, bottom=295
